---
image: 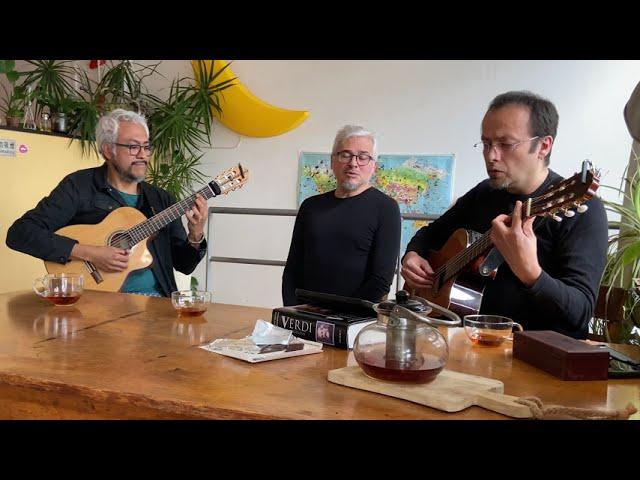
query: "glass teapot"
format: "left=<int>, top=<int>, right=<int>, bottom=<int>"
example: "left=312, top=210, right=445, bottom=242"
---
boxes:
left=353, top=290, right=461, bottom=384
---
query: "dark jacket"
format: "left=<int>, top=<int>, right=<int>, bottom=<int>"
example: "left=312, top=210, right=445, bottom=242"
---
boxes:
left=6, top=163, right=206, bottom=297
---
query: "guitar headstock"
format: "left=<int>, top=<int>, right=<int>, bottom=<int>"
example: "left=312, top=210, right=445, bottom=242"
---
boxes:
left=525, top=162, right=600, bottom=221
left=210, top=163, right=250, bottom=195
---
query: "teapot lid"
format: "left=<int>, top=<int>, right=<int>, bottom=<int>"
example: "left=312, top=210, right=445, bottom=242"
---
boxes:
left=375, top=290, right=430, bottom=315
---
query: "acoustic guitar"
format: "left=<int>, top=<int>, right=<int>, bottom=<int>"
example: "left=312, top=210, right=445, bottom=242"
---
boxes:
left=408, top=165, right=600, bottom=317
left=44, top=164, right=249, bottom=292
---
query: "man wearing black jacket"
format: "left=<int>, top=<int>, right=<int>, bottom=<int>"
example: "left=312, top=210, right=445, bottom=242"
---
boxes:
left=6, top=109, right=207, bottom=297
left=401, top=91, right=608, bottom=339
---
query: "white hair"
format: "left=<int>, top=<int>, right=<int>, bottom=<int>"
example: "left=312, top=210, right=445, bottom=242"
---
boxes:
left=331, top=125, right=377, bottom=158
left=96, top=109, right=149, bottom=159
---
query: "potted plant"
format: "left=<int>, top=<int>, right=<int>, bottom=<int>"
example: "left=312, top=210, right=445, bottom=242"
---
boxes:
left=144, top=60, right=235, bottom=200
left=0, top=84, right=26, bottom=127
left=20, top=60, right=78, bottom=118
left=0, top=60, right=25, bottom=127
left=94, top=60, right=160, bottom=115
left=36, top=91, right=82, bottom=134
left=594, top=152, right=640, bottom=345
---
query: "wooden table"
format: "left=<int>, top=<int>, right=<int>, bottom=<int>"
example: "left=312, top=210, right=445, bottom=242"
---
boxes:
left=1, top=290, right=638, bottom=419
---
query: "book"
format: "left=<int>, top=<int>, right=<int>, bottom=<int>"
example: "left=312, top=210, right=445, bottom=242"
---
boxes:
left=271, top=303, right=376, bottom=349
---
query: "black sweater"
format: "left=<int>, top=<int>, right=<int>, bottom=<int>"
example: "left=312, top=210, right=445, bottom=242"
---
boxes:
left=405, top=169, right=608, bottom=339
left=282, top=187, right=401, bottom=306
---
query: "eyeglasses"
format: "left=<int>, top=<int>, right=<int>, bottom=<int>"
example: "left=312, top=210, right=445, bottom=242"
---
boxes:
left=333, top=150, right=374, bottom=166
left=113, top=142, right=154, bottom=156
left=473, top=136, right=540, bottom=153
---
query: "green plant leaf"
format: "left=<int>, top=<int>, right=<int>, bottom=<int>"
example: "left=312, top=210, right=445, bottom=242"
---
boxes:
left=601, top=152, right=640, bottom=340
left=6, top=70, right=19, bottom=83
left=621, top=240, right=640, bottom=267
left=0, top=60, right=16, bottom=73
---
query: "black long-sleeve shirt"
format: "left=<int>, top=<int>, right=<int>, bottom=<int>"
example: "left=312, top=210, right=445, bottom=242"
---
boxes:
left=405, top=169, right=608, bottom=339
left=6, top=164, right=206, bottom=297
left=282, top=187, right=401, bottom=306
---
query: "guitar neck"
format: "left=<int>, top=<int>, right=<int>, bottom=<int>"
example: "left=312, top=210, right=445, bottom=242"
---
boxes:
left=437, top=230, right=493, bottom=283
left=125, top=184, right=215, bottom=244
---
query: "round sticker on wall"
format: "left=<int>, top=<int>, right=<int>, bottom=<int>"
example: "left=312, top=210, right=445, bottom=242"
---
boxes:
left=18, top=144, right=28, bottom=154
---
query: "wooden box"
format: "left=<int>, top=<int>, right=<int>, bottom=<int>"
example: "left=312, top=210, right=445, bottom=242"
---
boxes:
left=512, top=330, right=609, bottom=381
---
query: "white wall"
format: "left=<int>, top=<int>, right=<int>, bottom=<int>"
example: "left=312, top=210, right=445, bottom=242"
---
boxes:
left=15, top=60, right=637, bottom=308
left=145, top=60, right=637, bottom=309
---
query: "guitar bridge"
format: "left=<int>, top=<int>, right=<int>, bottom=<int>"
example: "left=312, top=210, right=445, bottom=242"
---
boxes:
left=84, top=261, right=104, bottom=284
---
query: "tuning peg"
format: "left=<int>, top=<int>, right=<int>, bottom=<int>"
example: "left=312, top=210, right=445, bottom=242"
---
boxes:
left=563, top=209, right=575, bottom=218
left=551, top=214, right=563, bottom=222
left=576, top=204, right=588, bottom=213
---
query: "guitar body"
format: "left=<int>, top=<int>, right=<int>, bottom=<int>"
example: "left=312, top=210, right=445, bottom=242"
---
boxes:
left=410, top=228, right=488, bottom=317
left=45, top=207, right=153, bottom=292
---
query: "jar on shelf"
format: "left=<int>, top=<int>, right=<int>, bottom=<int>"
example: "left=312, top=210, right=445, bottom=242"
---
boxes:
left=40, top=112, right=52, bottom=132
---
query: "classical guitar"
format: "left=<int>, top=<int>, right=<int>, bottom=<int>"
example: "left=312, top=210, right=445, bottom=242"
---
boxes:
left=44, top=164, right=249, bottom=292
left=408, top=164, right=600, bottom=317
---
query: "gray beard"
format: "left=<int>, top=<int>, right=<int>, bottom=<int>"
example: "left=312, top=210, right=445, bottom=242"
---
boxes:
left=113, top=162, right=145, bottom=184
left=340, top=180, right=365, bottom=191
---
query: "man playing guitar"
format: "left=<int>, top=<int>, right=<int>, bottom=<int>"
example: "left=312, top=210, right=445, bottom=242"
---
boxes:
left=401, top=91, right=608, bottom=339
left=7, top=109, right=209, bottom=297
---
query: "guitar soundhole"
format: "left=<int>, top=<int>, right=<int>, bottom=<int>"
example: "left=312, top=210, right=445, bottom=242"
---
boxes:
left=109, top=231, right=132, bottom=250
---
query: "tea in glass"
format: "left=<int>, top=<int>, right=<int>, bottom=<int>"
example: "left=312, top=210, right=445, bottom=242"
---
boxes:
left=463, top=314, right=523, bottom=347
left=171, top=290, right=211, bottom=317
left=33, top=273, right=84, bottom=306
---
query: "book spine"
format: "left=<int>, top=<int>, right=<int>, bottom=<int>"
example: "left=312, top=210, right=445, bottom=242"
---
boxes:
left=271, top=311, right=349, bottom=349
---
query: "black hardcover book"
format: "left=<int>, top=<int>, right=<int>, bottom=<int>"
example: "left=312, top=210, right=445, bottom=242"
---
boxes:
left=271, top=290, right=377, bottom=349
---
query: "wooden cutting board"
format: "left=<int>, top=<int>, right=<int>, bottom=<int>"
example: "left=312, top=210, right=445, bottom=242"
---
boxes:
left=328, top=366, right=532, bottom=418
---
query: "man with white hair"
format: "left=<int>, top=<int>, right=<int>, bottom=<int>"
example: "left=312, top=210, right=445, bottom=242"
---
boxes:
left=282, top=125, right=401, bottom=305
left=6, top=109, right=208, bottom=297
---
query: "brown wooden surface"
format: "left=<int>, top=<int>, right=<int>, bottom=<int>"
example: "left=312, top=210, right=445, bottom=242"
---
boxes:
left=328, top=366, right=534, bottom=418
left=1, top=290, right=639, bottom=419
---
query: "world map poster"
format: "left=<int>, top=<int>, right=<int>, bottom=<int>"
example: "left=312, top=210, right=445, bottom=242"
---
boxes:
left=297, top=152, right=455, bottom=257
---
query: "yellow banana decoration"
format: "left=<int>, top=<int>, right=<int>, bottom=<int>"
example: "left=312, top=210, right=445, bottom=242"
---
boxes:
left=192, top=60, right=310, bottom=138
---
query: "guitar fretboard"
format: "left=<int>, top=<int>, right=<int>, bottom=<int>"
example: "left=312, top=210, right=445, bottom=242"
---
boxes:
left=118, top=184, right=215, bottom=246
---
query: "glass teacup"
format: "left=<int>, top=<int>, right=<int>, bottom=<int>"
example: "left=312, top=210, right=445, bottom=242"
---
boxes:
left=171, top=290, right=211, bottom=317
left=463, top=314, right=523, bottom=347
left=33, top=273, right=84, bottom=306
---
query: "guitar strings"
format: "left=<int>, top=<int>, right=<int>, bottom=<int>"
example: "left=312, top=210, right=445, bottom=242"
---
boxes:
left=110, top=185, right=214, bottom=247
left=128, top=168, right=245, bottom=242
